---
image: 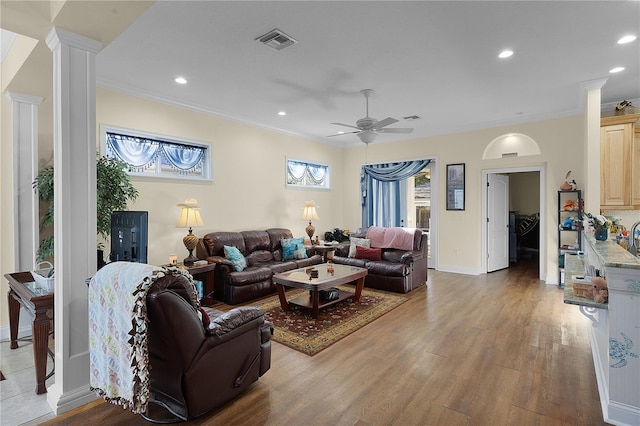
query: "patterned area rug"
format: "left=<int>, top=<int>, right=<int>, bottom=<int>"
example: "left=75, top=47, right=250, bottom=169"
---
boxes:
left=256, top=286, right=408, bottom=356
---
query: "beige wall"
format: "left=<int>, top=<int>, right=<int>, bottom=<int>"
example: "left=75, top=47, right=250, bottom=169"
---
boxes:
left=341, top=115, right=585, bottom=277
left=1, top=91, right=14, bottom=328
left=510, top=171, right=540, bottom=215
left=0, top=85, right=590, bottom=328
left=97, top=89, right=345, bottom=266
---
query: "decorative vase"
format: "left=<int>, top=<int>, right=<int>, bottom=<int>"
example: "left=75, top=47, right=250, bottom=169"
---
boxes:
left=595, top=227, right=608, bottom=241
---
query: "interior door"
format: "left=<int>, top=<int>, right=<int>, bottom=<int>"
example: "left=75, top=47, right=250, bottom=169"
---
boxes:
left=488, top=173, right=509, bottom=272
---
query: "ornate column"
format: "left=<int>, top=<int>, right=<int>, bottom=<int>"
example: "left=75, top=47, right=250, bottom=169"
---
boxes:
left=6, top=92, right=43, bottom=272
left=45, top=27, right=101, bottom=414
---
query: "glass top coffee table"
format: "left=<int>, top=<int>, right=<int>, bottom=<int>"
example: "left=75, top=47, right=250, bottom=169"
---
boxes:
left=273, top=263, right=367, bottom=318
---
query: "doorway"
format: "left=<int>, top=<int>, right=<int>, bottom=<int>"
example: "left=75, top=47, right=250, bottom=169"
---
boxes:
left=406, top=160, right=437, bottom=268
left=482, top=166, right=545, bottom=281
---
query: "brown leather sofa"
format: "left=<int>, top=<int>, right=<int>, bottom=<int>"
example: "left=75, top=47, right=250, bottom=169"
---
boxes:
left=196, top=228, right=323, bottom=305
left=146, top=273, right=272, bottom=421
left=331, top=227, right=428, bottom=293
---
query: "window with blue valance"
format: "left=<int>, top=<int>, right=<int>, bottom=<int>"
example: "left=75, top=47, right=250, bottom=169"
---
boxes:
left=361, top=159, right=431, bottom=227
left=286, top=159, right=330, bottom=189
left=103, top=128, right=211, bottom=181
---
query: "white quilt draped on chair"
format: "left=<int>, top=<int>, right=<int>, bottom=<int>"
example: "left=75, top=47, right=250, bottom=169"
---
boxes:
left=88, top=262, right=195, bottom=414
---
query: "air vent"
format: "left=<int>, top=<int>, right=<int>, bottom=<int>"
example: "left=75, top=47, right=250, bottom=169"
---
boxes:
left=256, top=29, right=297, bottom=51
left=403, top=115, right=421, bottom=121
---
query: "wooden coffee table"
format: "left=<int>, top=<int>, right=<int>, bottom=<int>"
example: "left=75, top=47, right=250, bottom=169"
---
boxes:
left=273, top=263, right=367, bottom=318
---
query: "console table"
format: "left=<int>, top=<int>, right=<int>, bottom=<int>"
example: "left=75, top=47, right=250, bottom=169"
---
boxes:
left=5, top=271, right=54, bottom=394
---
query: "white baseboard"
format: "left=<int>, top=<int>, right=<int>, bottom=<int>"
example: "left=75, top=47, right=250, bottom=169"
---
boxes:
left=436, top=264, right=482, bottom=275
left=0, top=306, right=35, bottom=340
left=47, top=381, right=98, bottom=416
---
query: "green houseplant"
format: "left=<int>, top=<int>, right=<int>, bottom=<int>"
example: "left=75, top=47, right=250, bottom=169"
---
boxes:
left=34, top=155, right=139, bottom=262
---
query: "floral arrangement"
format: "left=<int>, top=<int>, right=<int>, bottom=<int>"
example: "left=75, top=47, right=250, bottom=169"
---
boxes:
left=583, top=213, right=612, bottom=240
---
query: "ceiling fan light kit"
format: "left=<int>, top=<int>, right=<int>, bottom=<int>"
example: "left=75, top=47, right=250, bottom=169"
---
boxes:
left=328, top=89, right=414, bottom=144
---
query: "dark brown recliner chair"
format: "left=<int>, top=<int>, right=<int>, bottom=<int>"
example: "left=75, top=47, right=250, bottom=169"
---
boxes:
left=145, top=273, right=272, bottom=421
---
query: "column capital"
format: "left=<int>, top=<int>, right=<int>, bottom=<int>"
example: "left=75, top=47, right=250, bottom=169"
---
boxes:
left=5, top=92, right=43, bottom=105
left=580, top=77, right=609, bottom=92
left=45, top=27, right=102, bottom=54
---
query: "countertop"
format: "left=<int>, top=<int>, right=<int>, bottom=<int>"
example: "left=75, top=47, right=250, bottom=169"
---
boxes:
left=584, top=235, right=640, bottom=270
left=563, top=254, right=608, bottom=310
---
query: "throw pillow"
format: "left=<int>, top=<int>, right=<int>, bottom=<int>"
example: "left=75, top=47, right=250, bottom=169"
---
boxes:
left=281, top=237, right=307, bottom=260
left=223, top=245, right=247, bottom=272
left=348, top=237, right=371, bottom=258
left=355, top=245, right=382, bottom=261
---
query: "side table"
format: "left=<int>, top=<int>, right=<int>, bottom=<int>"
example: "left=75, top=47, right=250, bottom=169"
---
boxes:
left=181, top=262, right=216, bottom=306
left=306, top=245, right=337, bottom=262
left=5, top=271, right=54, bottom=394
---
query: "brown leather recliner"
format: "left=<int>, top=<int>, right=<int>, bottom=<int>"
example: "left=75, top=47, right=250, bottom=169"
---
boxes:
left=145, top=273, right=272, bottom=421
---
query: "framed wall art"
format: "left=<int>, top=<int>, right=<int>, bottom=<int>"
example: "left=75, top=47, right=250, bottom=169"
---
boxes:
left=446, top=163, right=465, bottom=210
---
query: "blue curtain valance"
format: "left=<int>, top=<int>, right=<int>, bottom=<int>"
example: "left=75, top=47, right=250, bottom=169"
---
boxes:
left=106, top=132, right=205, bottom=174
left=287, top=160, right=328, bottom=186
left=361, top=159, right=431, bottom=227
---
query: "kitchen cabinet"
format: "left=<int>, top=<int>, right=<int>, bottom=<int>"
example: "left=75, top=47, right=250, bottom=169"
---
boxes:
left=600, top=113, right=640, bottom=210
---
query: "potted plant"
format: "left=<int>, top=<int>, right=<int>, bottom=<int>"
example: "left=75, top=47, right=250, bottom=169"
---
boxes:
left=33, top=155, right=139, bottom=264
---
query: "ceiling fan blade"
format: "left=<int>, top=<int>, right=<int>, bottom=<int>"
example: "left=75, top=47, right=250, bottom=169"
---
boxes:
left=331, top=122, right=361, bottom=130
left=327, top=131, right=359, bottom=137
left=377, top=128, right=414, bottom=134
left=372, top=117, right=398, bottom=129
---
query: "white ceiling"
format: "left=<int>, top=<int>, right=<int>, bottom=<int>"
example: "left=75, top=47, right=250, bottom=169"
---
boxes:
left=95, top=1, right=640, bottom=146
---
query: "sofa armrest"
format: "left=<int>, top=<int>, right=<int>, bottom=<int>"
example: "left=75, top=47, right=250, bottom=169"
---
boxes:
left=207, top=255, right=234, bottom=268
left=207, top=306, right=265, bottom=336
left=334, top=242, right=350, bottom=257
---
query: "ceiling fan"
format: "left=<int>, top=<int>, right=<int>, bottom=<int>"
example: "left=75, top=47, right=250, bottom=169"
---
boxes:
left=328, top=89, right=413, bottom=144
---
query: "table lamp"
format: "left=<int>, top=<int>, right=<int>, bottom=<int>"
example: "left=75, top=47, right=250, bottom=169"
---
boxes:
left=176, top=199, right=204, bottom=266
left=301, top=200, right=319, bottom=242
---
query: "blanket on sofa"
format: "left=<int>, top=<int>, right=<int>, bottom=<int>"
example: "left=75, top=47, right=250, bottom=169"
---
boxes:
left=88, top=262, right=195, bottom=414
left=366, top=226, right=415, bottom=250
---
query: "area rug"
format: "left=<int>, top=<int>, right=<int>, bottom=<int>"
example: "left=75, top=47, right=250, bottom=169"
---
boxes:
left=256, top=286, right=407, bottom=356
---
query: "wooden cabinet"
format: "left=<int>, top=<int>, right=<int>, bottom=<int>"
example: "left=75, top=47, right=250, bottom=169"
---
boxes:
left=633, top=126, right=640, bottom=206
left=600, top=113, right=640, bottom=210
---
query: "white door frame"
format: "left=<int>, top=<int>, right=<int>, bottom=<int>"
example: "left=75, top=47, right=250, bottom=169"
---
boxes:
left=481, top=165, right=546, bottom=281
left=429, top=160, right=438, bottom=269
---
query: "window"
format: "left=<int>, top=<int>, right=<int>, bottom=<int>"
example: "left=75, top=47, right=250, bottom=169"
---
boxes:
left=101, top=126, right=212, bottom=181
left=413, top=167, right=431, bottom=231
left=286, top=159, right=330, bottom=189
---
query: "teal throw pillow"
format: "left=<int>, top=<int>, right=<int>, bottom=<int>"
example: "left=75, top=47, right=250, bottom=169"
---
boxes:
left=281, top=237, right=307, bottom=260
left=223, top=245, right=247, bottom=272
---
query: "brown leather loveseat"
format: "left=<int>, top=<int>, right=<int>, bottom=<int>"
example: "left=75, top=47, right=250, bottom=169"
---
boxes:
left=146, top=273, right=272, bottom=421
left=331, top=226, right=428, bottom=293
left=196, top=228, right=323, bottom=305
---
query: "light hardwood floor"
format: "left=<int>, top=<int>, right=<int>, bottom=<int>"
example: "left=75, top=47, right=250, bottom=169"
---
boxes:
left=39, top=259, right=607, bottom=425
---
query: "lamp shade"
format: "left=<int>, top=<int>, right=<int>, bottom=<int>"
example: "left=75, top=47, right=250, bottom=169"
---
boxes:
left=301, top=200, right=319, bottom=221
left=176, top=198, right=204, bottom=228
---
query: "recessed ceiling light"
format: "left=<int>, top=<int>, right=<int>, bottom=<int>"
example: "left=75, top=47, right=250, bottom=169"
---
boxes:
left=174, top=77, right=187, bottom=84
left=277, top=111, right=287, bottom=116
left=610, top=67, right=625, bottom=73
left=617, top=35, right=637, bottom=44
left=338, top=131, right=345, bottom=134
left=498, top=50, right=514, bottom=59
